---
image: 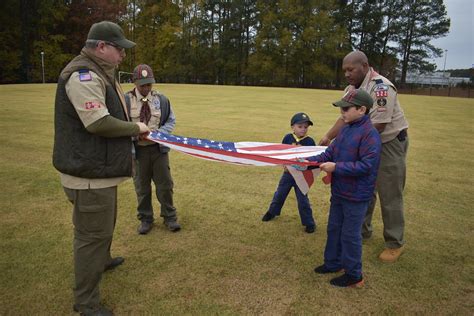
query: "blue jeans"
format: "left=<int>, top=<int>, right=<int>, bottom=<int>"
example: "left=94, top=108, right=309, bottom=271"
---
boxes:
left=324, top=197, right=368, bottom=279
left=268, top=172, right=315, bottom=227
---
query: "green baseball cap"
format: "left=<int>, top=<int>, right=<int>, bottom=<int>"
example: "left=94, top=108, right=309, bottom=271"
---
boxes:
left=333, top=89, right=374, bottom=109
left=87, top=21, right=135, bottom=49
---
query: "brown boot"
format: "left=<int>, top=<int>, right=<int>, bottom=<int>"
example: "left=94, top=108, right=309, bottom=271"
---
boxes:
left=379, top=246, right=404, bottom=263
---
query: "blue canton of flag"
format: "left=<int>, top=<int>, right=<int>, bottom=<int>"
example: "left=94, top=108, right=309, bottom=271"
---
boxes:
left=151, top=131, right=237, bottom=152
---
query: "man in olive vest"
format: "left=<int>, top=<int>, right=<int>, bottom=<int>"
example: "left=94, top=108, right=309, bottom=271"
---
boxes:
left=319, top=51, right=409, bottom=264
left=53, top=21, right=150, bottom=316
left=125, top=64, right=181, bottom=235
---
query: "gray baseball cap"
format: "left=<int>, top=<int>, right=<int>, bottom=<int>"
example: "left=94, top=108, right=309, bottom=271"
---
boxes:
left=87, top=21, right=135, bottom=49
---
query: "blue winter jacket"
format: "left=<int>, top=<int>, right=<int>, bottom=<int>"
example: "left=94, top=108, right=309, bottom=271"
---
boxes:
left=308, top=115, right=381, bottom=202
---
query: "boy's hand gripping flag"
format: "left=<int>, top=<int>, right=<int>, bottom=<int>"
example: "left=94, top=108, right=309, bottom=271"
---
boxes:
left=147, top=132, right=330, bottom=193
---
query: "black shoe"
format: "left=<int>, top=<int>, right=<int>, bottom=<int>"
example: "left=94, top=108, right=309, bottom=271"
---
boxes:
left=261, top=212, right=276, bottom=222
left=73, top=304, right=113, bottom=316
left=329, top=273, right=364, bottom=288
left=138, top=221, right=153, bottom=234
left=104, top=257, right=124, bottom=272
left=314, top=264, right=343, bottom=274
left=164, top=219, right=181, bottom=232
left=305, top=225, right=316, bottom=233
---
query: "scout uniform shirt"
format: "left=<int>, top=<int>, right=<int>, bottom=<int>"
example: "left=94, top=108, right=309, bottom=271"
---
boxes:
left=61, top=70, right=130, bottom=189
left=344, top=67, right=409, bottom=143
left=128, top=89, right=175, bottom=146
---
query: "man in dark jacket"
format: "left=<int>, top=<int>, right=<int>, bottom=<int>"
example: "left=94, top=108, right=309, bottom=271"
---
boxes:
left=53, top=21, right=149, bottom=315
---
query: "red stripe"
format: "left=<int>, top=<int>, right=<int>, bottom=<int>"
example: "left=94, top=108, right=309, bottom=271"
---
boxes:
left=154, top=139, right=320, bottom=166
left=303, top=170, right=315, bottom=187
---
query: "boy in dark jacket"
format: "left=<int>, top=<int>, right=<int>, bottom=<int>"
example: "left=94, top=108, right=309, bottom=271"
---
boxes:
left=308, top=89, right=381, bottom=287
left=262, top=113, right=317, bottom=233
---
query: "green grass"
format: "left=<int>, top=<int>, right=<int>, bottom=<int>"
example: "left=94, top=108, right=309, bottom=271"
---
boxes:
left=0, top=83, right=473, bottom=314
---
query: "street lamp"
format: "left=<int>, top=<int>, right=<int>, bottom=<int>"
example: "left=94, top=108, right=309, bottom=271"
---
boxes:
left=40, top=51, right=45, bottom=84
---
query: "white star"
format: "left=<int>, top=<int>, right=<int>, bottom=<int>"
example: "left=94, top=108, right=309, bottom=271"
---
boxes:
left=205, top=145, right=210, bottom=148
left=197, top=139, right=202, bottom=144
left=183, top=140, right=188, bottom=144
left=218, top=143, right=223, bottom=148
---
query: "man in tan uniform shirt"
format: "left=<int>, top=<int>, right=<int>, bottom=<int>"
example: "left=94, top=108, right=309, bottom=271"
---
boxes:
left=53, top=21, right=149, bottom=315
left=320, top=51, right=408, bottom=263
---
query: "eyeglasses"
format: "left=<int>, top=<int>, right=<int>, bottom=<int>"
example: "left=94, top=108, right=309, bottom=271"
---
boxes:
left=104, top=41, right=124, bottom=53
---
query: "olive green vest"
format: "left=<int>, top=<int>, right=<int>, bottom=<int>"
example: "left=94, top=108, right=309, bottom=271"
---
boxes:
left=53, top=54, right=133, bottom=178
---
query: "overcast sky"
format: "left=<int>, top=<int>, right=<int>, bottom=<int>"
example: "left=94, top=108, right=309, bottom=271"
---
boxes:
left=431, top=0, right=473, bottom=70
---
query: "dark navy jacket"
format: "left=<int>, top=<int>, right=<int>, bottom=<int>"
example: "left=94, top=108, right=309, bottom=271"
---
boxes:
left=308, top=115, right=381, bottom=202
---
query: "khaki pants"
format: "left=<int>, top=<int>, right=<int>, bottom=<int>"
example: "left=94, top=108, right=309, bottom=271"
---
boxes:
left=133, top=145, right=176, bottom=223
left=64, top=186, right=117, bottom=309
left=362, top=136, right=408, bottom=248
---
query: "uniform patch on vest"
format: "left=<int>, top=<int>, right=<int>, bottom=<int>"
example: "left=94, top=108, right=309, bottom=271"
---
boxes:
left=85, top=101, right=101, bottom=110
left=79, top=70, right=92, bottom=82
left=153, top=99, right=160, bottom=110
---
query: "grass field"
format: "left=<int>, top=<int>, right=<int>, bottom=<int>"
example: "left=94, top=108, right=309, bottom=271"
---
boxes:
left=0, top=83, right=473, bottom=315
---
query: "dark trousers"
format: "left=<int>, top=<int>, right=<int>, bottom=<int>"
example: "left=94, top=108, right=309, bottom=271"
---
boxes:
left=268, top=171, right=315, bottom=227
left=64, top=186, right=117, bottom=309
left=324, top=197, right=368, bottom=279
left=362, top=136, right=408, bottom=248
left=134, top=145, right=176, bottom=223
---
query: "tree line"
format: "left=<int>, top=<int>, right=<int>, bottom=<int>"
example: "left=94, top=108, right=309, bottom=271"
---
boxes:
left=1, top=0, right=450, bottom=87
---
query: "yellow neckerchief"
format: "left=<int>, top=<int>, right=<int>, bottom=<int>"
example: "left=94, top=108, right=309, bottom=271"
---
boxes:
left=291, top=133, right=308, bottom=144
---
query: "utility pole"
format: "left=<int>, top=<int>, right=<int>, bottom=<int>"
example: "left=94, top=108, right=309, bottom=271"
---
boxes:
left=443, top=49, right=448, bottom=88
left=41, top=51, right=45, bottom=83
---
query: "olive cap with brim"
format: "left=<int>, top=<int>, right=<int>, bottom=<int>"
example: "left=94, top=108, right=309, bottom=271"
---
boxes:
left=333, top=89, right=374, bottom=109
left=87, top=21, right=136, bottom=49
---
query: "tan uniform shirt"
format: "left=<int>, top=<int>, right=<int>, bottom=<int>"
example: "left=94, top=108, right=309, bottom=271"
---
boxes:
left=344, top=68, right=409, bottom=143
left=128, top=89, right=176, bottom=146
left=60, top=70, right=129, bottom=189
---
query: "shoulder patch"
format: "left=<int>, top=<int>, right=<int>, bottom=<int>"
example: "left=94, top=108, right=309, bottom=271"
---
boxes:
left=374, top=79, right=384, bottom=84
left=78, top=70, right=92, bottom=82
left=375, top=83, right=389, bottom=92
left=375, top=90, right=388, bottom=98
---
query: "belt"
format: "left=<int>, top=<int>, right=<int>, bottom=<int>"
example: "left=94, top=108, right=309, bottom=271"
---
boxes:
left=397, top=129, right=407, bottom=141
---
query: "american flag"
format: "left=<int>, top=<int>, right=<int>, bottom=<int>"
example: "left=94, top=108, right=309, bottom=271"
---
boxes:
left=147, top=131, right=329, bottom=194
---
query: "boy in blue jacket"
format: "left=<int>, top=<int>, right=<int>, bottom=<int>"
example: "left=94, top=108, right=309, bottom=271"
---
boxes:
left=308, top=89, right=381, bottom=287
left=262, top=113, right=317, bottom=233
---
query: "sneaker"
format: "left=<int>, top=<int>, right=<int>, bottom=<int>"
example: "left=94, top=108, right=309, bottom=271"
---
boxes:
left=314, top=264, right=343, bottom=274
left=137, top=221, right=153, bottom=235
left=329, top=273, right=364, bottom=288
left=379, top=246, right=404, bottom=263
left=164, top=220, right=181, bottom=232
left=261, top=212, right=276, bottom=222
left=305, top=225, right=316, bottom=233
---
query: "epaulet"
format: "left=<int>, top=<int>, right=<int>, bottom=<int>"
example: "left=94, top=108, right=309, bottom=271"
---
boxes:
left=78, top=69, right=92, bottom=82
